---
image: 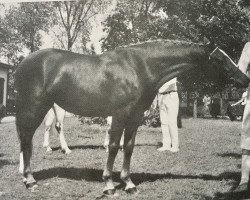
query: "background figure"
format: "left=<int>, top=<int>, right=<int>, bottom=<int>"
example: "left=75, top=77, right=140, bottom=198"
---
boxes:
left=202, top=94, right=211, bottom=117
left=156, top=78, right=179, bottom=152
left=210, top=94, right=220, bottom=118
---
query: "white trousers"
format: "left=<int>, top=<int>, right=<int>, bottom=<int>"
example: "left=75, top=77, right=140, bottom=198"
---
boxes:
left=158, top=92, right=179, bottom=149
left=241, top=86, right=250, bottom=150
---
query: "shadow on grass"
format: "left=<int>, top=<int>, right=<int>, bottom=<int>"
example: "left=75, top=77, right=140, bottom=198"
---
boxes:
left=52, top=145, right=105, bottom=151
left=34, top=167, right=245, bottom=199
left=0, top=159, right=16, bottom=169
left=216, top=153, right=241, bottom=159
left=51, top=144, right=159, bottom=152
left=208, top=184, right=250, bottom=200
left=34, top=167, right=240, bottom=184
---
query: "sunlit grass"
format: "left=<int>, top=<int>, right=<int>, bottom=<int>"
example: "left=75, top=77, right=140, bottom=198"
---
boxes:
left=0, top=117, right=244, bottom=199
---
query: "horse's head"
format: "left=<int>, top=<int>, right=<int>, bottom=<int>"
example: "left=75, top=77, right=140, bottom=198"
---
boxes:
left=209, top=47, right=249, bottom=87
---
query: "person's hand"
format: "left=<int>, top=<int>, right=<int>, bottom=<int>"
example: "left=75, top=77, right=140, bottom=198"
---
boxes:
left=144, top=110, right=150, bottom=117
left=231, top=103, right=236, bottom=107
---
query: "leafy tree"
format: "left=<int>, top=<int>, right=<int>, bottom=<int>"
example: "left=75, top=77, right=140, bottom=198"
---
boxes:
left=160, top=0, right=250, bottom=57
left=52, top=0, right=110, bottom=51
left=101, top=0, right=161, bottom=51
left=238, top=0, right=250, bottom=7
left=101, top=10, right=134, bottom=51
left=4, top=3, right=53, bottom=53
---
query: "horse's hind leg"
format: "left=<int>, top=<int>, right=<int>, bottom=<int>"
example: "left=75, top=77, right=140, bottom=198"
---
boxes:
left=43, top=108, right=55, bottom=153
left=17, top=101, right=52, bottom=189
left=53, top=104, right=71, bottom=154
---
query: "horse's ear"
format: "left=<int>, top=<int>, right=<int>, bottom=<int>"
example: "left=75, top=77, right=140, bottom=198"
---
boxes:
left=203, top=37, right=210, bottom=45
left=203, top=37, right=216, bottom=53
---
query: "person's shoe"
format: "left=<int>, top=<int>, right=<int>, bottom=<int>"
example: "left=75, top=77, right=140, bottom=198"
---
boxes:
left=157, top=146, right=171, bottom=152
left=170, top=147, right=179, bottom=153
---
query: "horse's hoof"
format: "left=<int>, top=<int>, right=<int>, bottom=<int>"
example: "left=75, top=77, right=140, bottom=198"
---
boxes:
left=46, top=150, right=53, bottom=154
left=103, top=188, right=116, bottom=195
left=65, top=149, right=72, bottom=154
left=25, top=182, right=38, bottom=189
left=125, top=187, right=138, bottom=194
left=62, top=148, right=71, bottom=154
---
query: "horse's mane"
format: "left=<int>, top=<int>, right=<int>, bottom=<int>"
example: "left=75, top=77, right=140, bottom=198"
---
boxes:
left=118, top=39, right=203, bottom=49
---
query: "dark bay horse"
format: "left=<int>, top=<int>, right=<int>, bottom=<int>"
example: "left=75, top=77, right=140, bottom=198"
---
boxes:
left=15, top=40, right=249, bottom=194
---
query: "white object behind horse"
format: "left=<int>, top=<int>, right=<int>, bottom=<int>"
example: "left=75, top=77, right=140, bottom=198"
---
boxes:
left=43, top=104, right=71, bottom=154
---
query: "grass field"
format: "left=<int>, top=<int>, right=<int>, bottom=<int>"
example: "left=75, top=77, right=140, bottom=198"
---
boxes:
left=0, top=116, right=247, bottom=199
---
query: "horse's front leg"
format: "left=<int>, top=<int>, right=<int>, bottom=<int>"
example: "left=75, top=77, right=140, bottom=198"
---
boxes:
left=102, top=116, right=124, bottom=195
left=120, top=111, right=143, bottom=194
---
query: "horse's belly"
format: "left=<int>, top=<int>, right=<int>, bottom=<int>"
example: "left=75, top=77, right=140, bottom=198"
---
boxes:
left=53, top=91, right=136, bottom=117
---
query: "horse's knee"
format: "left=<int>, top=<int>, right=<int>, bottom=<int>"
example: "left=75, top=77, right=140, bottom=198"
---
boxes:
left=108, top=143, right=120, bottom=154
left=123, top=141, right=134, bottom=153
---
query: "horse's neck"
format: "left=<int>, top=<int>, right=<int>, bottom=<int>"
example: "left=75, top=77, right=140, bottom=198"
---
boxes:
left=142, top=43, right=206, bottom=89
left=154, top=63, right=195, bottom=91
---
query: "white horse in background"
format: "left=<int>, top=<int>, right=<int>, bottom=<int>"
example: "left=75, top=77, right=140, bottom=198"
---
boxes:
left=43, top=103, right=71, bottom=154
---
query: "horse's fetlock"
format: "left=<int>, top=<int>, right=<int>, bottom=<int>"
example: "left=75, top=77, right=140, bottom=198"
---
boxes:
left=102, top=174, right=112, bottom=181
left=120, top=172, right=129, bottom=181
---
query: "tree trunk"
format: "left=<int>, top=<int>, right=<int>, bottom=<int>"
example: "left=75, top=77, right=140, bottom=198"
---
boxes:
left=187, top=90, right=190, bottom=115
left=220, top=92, right=224, bottom=116
left=193, top=98, right=197, bottom=118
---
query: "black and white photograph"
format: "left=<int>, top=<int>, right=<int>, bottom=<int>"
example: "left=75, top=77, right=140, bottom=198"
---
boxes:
left=1, top=0, right=250, bottom=199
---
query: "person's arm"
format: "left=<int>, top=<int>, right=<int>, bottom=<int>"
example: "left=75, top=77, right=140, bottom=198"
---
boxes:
left=232, top=98, right=244, bottom=106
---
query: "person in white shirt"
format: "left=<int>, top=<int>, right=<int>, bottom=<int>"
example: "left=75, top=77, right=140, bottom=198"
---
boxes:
left=154, top=78, right=179, bottom=152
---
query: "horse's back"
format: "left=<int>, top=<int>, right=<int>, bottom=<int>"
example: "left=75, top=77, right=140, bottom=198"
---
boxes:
left=15, top=48, right=147, bottom=116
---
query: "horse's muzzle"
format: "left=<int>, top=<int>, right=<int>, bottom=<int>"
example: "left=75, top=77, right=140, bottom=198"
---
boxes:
left=230, top=68, right=250, bottom=88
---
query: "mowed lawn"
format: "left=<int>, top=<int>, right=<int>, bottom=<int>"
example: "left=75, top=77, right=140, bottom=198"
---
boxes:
left=0, top=116, right=245, bottom=200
